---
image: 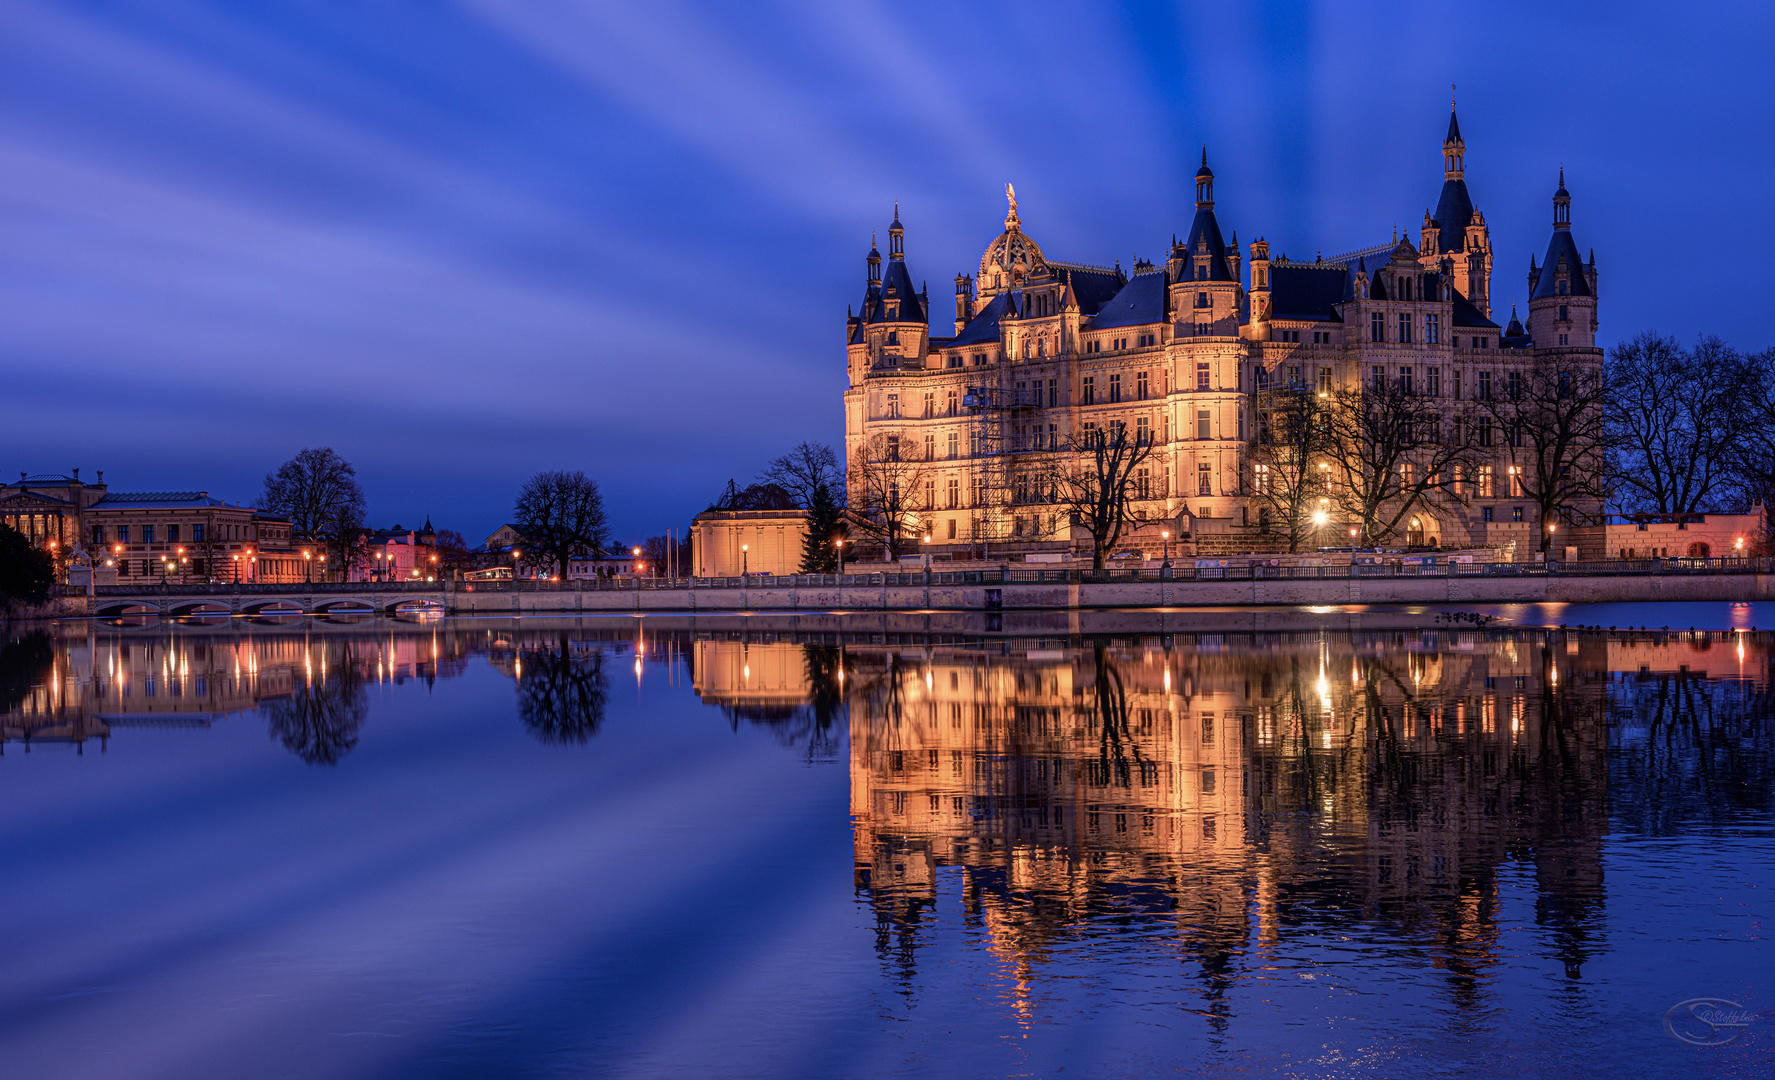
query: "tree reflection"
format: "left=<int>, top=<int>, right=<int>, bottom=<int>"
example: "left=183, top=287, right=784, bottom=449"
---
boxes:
left=718, top=645, right=848, bottom=760
left=262, top=659, right=368, bottom=765
left=0, top=632, right=53, bottom=715
left=518, top=633, right=609, bottom=745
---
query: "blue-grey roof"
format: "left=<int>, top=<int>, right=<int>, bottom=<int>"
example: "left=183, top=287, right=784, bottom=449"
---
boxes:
left=1267, top=263, right=1349, bottom=322
left=949, top=290, right=1012, bottom=346
left=1432, top=178, right=1474, bottom=252
left=92, top=492, right=233, bottom=509
left=865, top=259, right=927, bottom=326
left=1451, top=289, right=1498, bottom=328
left=1531, top=229, right=1591, bottom=300
left=1182, top=209, right=1234, bottom=281
left=1090, top=271, right=1166, bottom=329
left=1048, top=262, right=1125, bottom=315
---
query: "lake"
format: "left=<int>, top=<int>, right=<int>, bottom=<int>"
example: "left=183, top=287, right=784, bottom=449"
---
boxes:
left=2, top=603, right=1771, bottom=1078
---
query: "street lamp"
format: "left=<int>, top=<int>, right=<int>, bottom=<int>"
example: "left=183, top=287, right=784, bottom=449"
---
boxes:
left=511, top=549, right=521, bottom=582
left=303, top=549, right=312, bottom=583
left=231, top=553, right=240, bottom=583
left=922, top=534, right=931, bottom=570
left=1161, top=529, right=1171, bottom=569
left=834, top=537, right=845, bottom=574
left=741, top=544, right=749, bottom=578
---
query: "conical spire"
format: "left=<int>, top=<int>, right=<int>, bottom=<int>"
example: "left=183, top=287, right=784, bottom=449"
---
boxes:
left=1553, top=167, right=1571, bottom=230
left=1194, top=147, right=1215, bottom=209
left=1445, top=85, right=1463, bottom=146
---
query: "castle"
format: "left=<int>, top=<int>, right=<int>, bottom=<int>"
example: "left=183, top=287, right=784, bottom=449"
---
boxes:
left=843, top=105, right=1601, bottom=557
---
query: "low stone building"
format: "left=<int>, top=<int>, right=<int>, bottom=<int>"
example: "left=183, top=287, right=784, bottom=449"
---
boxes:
left=692, top=509, right=809, bottom=576
left=1569, top=509, right=1765, bottom=563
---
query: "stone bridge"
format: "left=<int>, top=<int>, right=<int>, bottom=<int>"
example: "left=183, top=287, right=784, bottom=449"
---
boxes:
left=84, top=582, right=448, bottom=618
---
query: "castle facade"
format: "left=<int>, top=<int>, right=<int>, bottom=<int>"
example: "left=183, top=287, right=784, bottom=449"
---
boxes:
left=843, top=106, right=1600, bottom=557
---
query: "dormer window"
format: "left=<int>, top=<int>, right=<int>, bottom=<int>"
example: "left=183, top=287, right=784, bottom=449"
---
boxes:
left=1557, top=280, right=1568, bottom=295
left=887, top=331, right=898, bottom=345
left=888, top=303, right=900, bottom=319
left=1196, top=264, right=1207, bottom=281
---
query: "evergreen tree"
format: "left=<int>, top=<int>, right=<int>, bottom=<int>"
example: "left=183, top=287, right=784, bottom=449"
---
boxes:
left=0, top=523, right=55, bottom=607
left=800, top=481, right=845, bottom=572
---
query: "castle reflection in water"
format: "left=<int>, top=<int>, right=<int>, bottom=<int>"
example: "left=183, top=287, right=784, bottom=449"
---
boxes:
left=6, top=615, right=1772, bottom=996
left=845, top=631, right=1597, bottom=997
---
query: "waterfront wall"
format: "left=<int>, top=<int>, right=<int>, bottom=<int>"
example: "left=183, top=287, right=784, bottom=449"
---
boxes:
left=444, top=572, right=1775, bottom=614
left=50, top=569, right=1775, bottom=621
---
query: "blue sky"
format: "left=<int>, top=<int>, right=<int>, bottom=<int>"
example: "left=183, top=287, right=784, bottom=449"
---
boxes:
left=2, top=1, right=1770, bottom=542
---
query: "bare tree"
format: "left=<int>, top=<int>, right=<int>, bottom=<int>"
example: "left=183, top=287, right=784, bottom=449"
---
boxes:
left=1248, top=384, right=1336, bottom=552
left=760, top=441, right=845, bottom=508
left=260, top=448, right=366, bottom=581
left=1045, top=423, right=1153, bottom=571
left=1608, top=332, right=1750, bottom=515
left=512, top=470, right=610, bottom=582
left=1322, top=379, right=1479, bottom=547
left=1480, top=359, right=1616, bottom=555
left=1727, top=346, right=1775, bottom=519
left=432, top=528, right=475, bottom=579
left=847, top=432, right=932, bottom=561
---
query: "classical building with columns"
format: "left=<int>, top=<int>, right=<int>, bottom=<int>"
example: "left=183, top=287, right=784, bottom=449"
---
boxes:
left=843, top=106, right=1601, bottom=557
left=0, top=471, right=299, bottom=583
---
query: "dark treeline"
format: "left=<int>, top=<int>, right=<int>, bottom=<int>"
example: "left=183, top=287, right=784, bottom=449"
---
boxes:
left=1606, top=332, right=1775, bottom=515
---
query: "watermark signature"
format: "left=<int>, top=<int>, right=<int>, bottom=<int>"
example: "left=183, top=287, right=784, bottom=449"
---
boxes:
left=1664, top=998, right=1758, bottom=1046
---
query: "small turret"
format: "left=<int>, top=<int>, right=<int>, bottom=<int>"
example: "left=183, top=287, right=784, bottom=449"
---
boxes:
left=1443, top=92, right=1465, bottom=180
left=954, top=272, right=974, bottom=334
left=887, top=204, right=904, bottom=260
left=867, top=233, right=881, bottom=288
left=1195, top=147, right=1214, bottom=210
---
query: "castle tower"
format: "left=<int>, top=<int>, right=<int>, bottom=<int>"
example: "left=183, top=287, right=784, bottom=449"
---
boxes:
left=1420, top=98, right=1494, bottom=317
left=1170, top=149, right=1240, bottom=337
left=1527, top=169, right=1597, bottom=352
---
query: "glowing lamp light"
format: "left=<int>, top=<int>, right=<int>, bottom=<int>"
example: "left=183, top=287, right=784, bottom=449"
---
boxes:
left=1312, top=511, right=1327, bottom=526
